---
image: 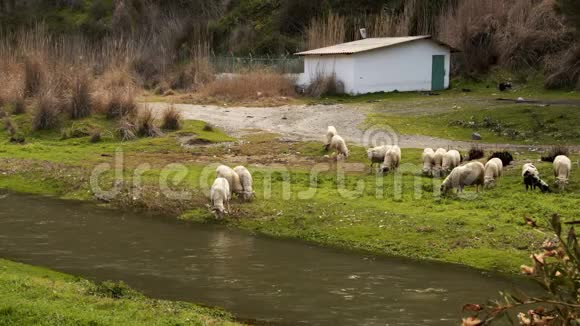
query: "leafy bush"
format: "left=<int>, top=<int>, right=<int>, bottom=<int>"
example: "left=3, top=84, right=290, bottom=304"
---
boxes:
left=462, top=214, right=580, bottom=325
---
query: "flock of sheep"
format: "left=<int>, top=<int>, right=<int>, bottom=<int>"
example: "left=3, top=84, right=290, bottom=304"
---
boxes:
left=210, top=165, right=254, bottom=216
left=326, top=126, right=573, bottom=195
left=209, top=125, right=573, bottom=216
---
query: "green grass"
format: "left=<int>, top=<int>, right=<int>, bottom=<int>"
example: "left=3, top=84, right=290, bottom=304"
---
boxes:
left=368, top=103, right=580, bottom=144
left=0, top=259, right=239, bottom=325
left=1, top=100, right=579, bottom=275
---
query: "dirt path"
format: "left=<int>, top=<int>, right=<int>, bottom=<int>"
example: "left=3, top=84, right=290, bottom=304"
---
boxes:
left=146, top=102, right=576, bottom=150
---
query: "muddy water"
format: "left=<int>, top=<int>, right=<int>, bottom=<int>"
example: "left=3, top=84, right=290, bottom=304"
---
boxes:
left=0, top=193, right=530, bottom=325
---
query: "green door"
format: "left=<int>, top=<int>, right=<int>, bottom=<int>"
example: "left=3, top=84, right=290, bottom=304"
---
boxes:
left=431, top=55, right=445, bottom=91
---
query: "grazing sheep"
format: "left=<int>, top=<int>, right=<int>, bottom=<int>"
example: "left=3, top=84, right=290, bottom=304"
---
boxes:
left=381, top=145, right=401, bottom=174
left=210, top=177, right=231, bottom=216
left=329, top=134, right=349, bottom=159
left=440, top=162, right=485, bottom=194
left=433, top=148, right=447, bottom=177
left=442, top=150, right=461, bottom=176
left=522, top=163, right=550, bottom=193
left=422, top=148, right=435, bottom=176
left=216, top=165, right=243, bottom=195
left=484, top=158, right=503, bottom=188
left=553, top=155, right=572, bottom=190
left=489, top=151, right=514, bottom=166
left=324, top=126, right=337, bottom=151
left=367, top=145, right=391, bottom=171
left=234, top=166, right=254, bottom=201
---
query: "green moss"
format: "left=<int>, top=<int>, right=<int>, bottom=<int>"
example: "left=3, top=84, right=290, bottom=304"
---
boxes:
left=0, top=259, right=239, bottom=325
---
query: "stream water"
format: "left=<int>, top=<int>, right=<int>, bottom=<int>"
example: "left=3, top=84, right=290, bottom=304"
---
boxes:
left=0, top=192, right=531, bottom=325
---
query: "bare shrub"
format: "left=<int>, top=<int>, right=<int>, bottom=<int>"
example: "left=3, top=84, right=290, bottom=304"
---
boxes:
left=33, top=92, right=61, bottom=131
left=306, top=74, right=344, bottom=97
left=23, top=56, right=45, bottom=97
left=136, top=108, right=163, bottom=137
left=69, top=72, right=93, bottom=119
left=161, top=105, right=182, bottom=130
left=199, top=70, right=295, bottom=101
left=4, top=118, right=24, bottom=144
left=169, top=57, right=214, bottom=91
left=117, top=118, right=137, bottom=141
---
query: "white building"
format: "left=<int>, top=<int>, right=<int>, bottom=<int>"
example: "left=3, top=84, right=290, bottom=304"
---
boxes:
left=295, top=36, right=456, bottom=95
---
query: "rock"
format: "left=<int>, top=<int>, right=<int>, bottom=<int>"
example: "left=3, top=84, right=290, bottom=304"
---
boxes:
left=472, top=132, right=482, bottom=140
left=517, top=97, right=525, bottom=103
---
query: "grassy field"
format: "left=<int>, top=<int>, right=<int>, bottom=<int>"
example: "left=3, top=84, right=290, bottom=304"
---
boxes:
left=0, top=110, right=578, bottom=274
left=0, top=259, right=239, bottom=325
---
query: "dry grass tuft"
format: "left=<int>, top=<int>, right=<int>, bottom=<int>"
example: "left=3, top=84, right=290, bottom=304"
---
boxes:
left=23, top=56, right=46, bottom=98
left=103, top=89, right=137, bottom=119
left=117, top=117, right=137, bottom=141
left=169, top=55, right=214, bottom=91
left=199, top=71, right=295, bottom=101
left=12, top=96, right=26, bottom=115
left=137, top=108, right=163, bottom=137
left=202, top=122, right=214, bottom=132
left=69, top=72, right=93, bottom=119
left=545, top=44, right=580, bottom=89
left=89, top=129, right=102, bottom=143
left=33, top=92, right=61, bottom=131
left=161, top=105, right=182, bottom=130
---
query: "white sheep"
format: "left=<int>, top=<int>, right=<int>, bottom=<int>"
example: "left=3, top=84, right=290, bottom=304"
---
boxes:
left=367, top=145, right=391, bottom=171
left=553, top=155, right=572, bottom=190
left=522, top=163, right=550, bottom=192
left=422, top=148, right=435, bottom=176
left=381, top=145, right=401, bottom=174
left=440, top=161, right=485, bottom=194
left=234, top=166, right=254, bottom=201
left=216, top=165, right=243, bottom=195
left=210, top=177, right=231, bottom=216
left=433, top=148, right=447, bottom=177
left=442, top=150, right=461, bottom=176
left=484, top=158, right=503, bottom=188
left=522, top=163, right=539, bottom=177
left=324, top=126, right=337, bottom=151
left=329, top=134, right=349, bottom=159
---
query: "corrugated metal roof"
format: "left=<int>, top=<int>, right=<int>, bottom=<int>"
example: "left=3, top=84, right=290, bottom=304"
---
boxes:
left=295, top=35, right=456, bottom=56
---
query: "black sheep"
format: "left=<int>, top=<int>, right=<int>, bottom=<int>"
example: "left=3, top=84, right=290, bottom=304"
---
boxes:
left=499, top=82, right=512, bottom=91
left=523, top=172, right=550, bottom=193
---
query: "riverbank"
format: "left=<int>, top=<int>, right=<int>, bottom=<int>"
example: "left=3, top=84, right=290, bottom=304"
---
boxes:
left=0, top=115, right=578, bottom=273
left=0, top=259, right=240, bottom=325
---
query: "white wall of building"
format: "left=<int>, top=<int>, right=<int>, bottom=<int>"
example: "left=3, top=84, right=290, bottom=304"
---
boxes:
left=303, top=55, right=355, bottom=93
left=301, top=40, right=450, bottom=95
